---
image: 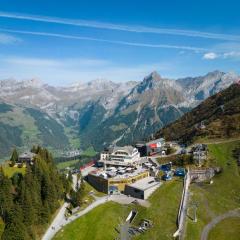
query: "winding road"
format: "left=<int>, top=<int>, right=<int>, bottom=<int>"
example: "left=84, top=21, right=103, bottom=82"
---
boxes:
left=201, top=209, right=240, bottom=240
left=42, top=193, right=149, bottom=240
left=42, top=195, right=109, bottom=240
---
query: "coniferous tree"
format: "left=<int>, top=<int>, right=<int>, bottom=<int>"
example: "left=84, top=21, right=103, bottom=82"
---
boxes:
left=1, top=146, right=70, bottom=239
left=18, top=181, right=35, bottom=226
left=10, top=148, right=18, bottom=166
left=0, top=217, right=4, bottom=239
left=67, top=171, right=73, bottom=183
left=69, top=189, right=82, bottom=207
left=30, top=145, right=37, bottom=153
left=0, top=168, right=13, bottom=221
left=2, top=205, right=28, bottom=240
left=11, top=172, right=23, bottom=186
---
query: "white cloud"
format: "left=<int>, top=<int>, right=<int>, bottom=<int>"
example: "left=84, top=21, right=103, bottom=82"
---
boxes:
left=4, top=57, right=60, bottom=67
left=203, top=49, right=240, bottom=60
left=4, top=57, right=109, bottom=68
left=203, top=52, right=219, bottom=60
left=0, top=28, right=209, bottom=52
left=209, top=42, right=240, bottom=60
left=0, top=11, right=240, bottom=41
left=223, top=51, right=240, bottom=59
left=0, top=33, right=20, bottom=44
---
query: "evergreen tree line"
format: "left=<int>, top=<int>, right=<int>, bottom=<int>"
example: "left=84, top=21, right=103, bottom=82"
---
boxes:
left=0, top=146, right=72, bottom=240
left=68, top=171, right=86, bottom=208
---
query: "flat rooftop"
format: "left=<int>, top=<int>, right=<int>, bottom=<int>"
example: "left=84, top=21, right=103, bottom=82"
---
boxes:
left=127, top=176, right=159, bottom=191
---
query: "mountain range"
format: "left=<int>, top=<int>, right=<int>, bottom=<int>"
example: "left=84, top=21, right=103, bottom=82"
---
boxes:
left=0, top=70, right=239, bottom=158
left=155, top=82, right=240, bottom=143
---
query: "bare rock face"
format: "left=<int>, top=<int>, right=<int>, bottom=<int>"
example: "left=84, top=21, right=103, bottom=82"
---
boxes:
left=0, top=70, right=239, bottom=155
left=177, top=70, right=239, bottom=102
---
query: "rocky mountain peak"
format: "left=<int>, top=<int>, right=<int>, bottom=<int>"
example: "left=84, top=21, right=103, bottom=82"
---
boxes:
left=177, top=70, right=239, bottom=102
left=22, top=78, right=43, bottom=88
left=133, top=71, right=178, bottom=95
left=0, top=70, right=239, bottom=158
left=0, top=78, right=17, bottom=87
left=144, top=71, right=162, bottom=82
left=87, top=78, right=116, bottom=89
left=205, top=70, right=224, bottom=77
left=0, top=78, right=43, bottom=89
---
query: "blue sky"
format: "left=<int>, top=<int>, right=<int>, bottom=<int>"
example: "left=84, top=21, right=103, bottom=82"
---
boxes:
left=0, top=0, right=239, bottom=85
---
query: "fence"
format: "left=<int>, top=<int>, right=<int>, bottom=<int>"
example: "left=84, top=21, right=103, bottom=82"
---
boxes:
left=173, top=169, right=191, bottom=238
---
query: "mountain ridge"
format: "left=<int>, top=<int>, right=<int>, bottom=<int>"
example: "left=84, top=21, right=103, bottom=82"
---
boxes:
left=0, top=70, right=239, bottom=158
left=155, top=83, right=240, bottom=143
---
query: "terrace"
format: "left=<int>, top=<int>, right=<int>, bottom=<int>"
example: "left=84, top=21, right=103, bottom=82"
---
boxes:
left=89, top=166, right=148, bottom=181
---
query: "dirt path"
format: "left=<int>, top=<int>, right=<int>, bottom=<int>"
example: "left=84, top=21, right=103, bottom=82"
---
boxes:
left=200, top=138, right=240, bottom=145
left=201, top=209, right=240, bottom=240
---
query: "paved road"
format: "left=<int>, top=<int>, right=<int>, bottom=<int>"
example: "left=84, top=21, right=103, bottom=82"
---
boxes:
left=42, top=171, right=83, bottom=240
left=42, top=196, right=109, bottom=240
left=201, top=209, right=240, bottom=240
left=42, top=202, right=69, bottom=240
left=150, top=145, right=183, bottom=160
left=42, top=193, right=150, bottom=240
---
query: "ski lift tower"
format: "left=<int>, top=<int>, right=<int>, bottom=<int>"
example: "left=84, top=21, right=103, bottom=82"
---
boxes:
left=189, top=201, right=198, bottom=223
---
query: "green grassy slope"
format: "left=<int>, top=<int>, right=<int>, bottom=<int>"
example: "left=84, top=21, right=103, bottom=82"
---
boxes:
left=0, top=122, right=23, bottom=158
left=54, top=202, right=130, bottom=240
left=0, top=103, right=71, bottom=159
left=2, top=164, right=26, bottom=178
left=135, top=179, right=182, bottom=240
left=56, top=159, right=80, bottom=170
left=208, top=217, right=240, bottom=240
left=54, top=179, right=182, bottom=240
left=185, top=140, right=240, bottom=240
left=25, top=108, right=69, bottom=148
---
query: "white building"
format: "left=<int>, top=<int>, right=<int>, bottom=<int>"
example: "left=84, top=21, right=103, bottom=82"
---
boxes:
left=18, top=152, right=36, bottom=164
left=100, top=146, right=141, bottom=167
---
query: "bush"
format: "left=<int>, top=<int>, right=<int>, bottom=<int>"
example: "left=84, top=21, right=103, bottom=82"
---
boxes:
left=166, top=147, right=176, bottom=155
left=17, top=163, right=23, bottom=168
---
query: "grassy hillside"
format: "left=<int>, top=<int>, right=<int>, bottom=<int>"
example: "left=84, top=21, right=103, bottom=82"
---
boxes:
left=54, top=202, right=130, bottom=240
left=56, top=159, right=80, bottom=170
left=0, top=103, right=70, bottom=159
left=78, top=102, right=188, bottom=151
left=0, top=122, right=23, bottom=158
left=54, top=179, right=182, bottom=240
left=185, top=140, right=240, bottom=239
left=155, top=83, right=240, bottom=143
left=2, top=162, right=26, bottom=177
left=25, top=108, right=69, bottom=148
left=208, top=217, right=240, bottom=240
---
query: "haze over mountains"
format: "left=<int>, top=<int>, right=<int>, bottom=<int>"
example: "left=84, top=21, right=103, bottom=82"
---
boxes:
left=0, top=70, right=239, bottom=158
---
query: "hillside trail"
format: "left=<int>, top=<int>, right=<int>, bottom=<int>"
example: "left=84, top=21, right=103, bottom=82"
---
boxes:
left=201, top=209, right=240, bottom=240
left=198, top=137, right=240, bottom=145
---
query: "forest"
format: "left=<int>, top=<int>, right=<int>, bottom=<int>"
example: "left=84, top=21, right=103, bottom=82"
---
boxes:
left=0, top=147, right=72, bottom=239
